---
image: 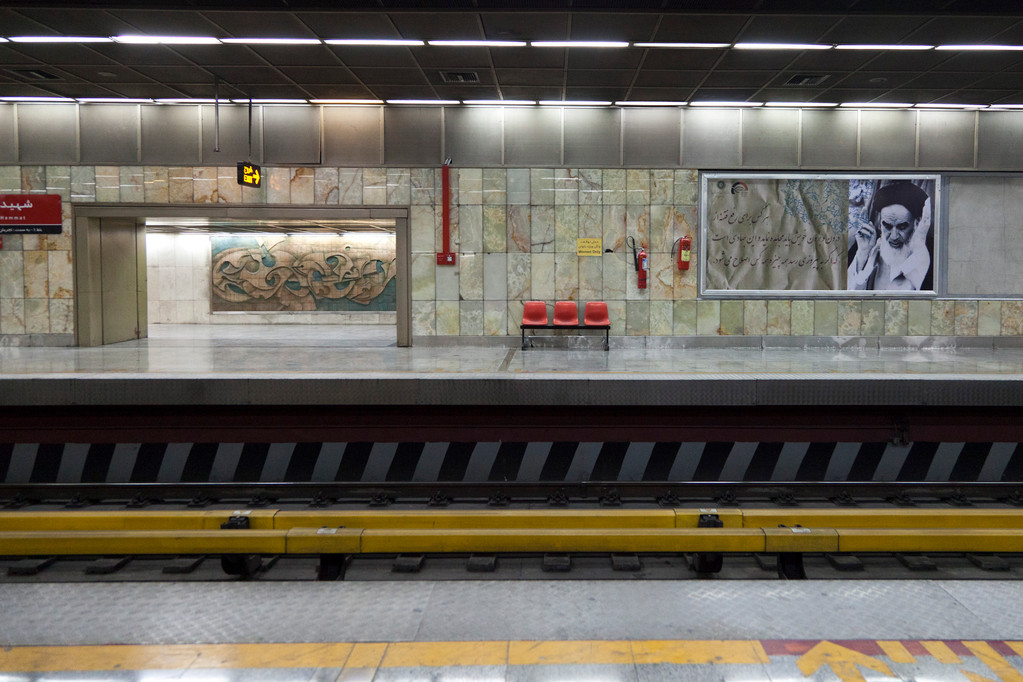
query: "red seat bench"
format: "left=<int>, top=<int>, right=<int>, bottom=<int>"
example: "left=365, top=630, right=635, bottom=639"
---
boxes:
left=520, top=300, right=610, bottom=351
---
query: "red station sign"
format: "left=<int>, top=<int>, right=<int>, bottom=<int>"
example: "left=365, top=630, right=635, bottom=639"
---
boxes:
left=0, top=194, right=63, bottom=234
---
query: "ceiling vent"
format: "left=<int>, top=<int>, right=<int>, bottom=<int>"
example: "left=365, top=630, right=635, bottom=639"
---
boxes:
left=6, top=68, right=62, bottom=81
left=784, top=74, right=830, bottom=87
left=440, top=71, right=480, bottom=84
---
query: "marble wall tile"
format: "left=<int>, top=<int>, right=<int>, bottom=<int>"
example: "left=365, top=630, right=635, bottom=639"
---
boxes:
left=290, top=167, right=314, bottom=204
left=530, top=205, right=555, bottom=253
left=484, top=300, right=507, bottom=335
left=48, top=251, right=72, bottom=299
left=649, top=252, right=673, bottom=301
left=0, top=251, right=24, bottom=299
left=578, top=169, right=602, bottom=205
left=979, top=300, right=1001, bottom=335
left=767, top=300, right=791, bottom=335
left=436, top=300, right=459, bottom=335
left=314, top=167, right=339, bottom=204
left=579, top=255, right=603, bottom=301
left=0, top=166, right=21, bottom=192
left=627, top=300, right=650, bottom=335
left=603, top=169, right=626, bottom=205
left=507, top=168, right=530, bottom=204
left=790, top=300, right=814, bottom=335
left=885, top=300, right=909, bottom=335
left=217, top=167, right=242, bottom=203
left=674, top=263, right=697, bottom=301
left=458, top=168, right=482, bottom=204
left=483, top=205, right=506, bottom=252
left=49, top=298, right=73, bottom=334
left=861, top=300, right=885, bottom=335
left=1001, top=300, right=1023, bottom=335
left=674, top=300, right=698, bottom=335
left=507, top=205, right=531, bottom=253
left=555, top=205, right=578, bottom=253
left=626, top=169, right=650, bottom=205
left=484, top=253, right=507, bottom=301
left=627, top=206, right=650, bottom=253
left=954, top=300, right=979, bottom=336
left=411, top=168, right=436, bottom=205
left=651, top=170, right=673, bottom=205
left=338, top=168, right=363, bottom=205
left=578, top=204, right=601, bottom=241
left=743, top=300, right=768, bottom=335
left=363, top=168, right=387, bottom=204
left=70, top=166, right=97, bottom=203
left=192, top=167, right=218, bottom=204
left=460, top=300, right=483, bottom=335
left=95, top=166, right=120, bottom=202
left=386, top=168, right=411, bottom=205
left=507, top=253, right=531, bottom=300
left=719, top=300, right=743, bottom=335
left=603, top=252, right=627, bottom=301
left=119, top=167, right=145, bottom=202
left=602, top=205, right=627, bottom=254
left=907, top=300, right=932, bottom=335
left=696, top=300, right=720, bottom=335
left=24, top=297, right=49, bottom=333
left=21, top=234, right=43, bottom=252
left=482, top=168, right=506, bottom=205
left=46, top=166, right=71, bottom=200
left=144, top=167, right=169, bottom=203
left=531, top=252, right=555, bottom=301
left=458, top=204, right=483, bottom=253
left=23, top=251, right=48, bottom=298
left=838, top=300, right=862, bottom=336
left=412, top=301, right=436, bottom=335
left=555, top=168, right=579, bottom=205
left=930, top=300, right=955, bottom=336
left=507, top=300, right=524, bottom=335
left=1, top=298, right=25, bottom=334
left=814, top=300, right=839, bottom=335
left=435, top=260, right=459, bottom=301
left=530, top=168, right=555, bottom=205
left=168, top=167, right=193, bottom=203
left=459, top=252, right=483, bottom=301
left=674, top=169, right=699, bottom=206
left=411, top=205, right=437, bottom=253
left=410, top=252, right=436, bottom=301
left=21, top=166, right=45, bottom=193
left=554, top=252, right=579, bottom=301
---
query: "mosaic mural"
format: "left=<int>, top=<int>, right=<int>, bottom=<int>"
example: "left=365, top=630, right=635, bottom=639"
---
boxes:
left=211, top=234, right=396, bottom=312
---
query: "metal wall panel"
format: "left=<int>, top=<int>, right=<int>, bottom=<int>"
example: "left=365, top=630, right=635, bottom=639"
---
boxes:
left=324, top=106, right=381, bottom=166
left=622, top=108, right=680, bottom=167
left=263, top=106, right=320, bottom=164
left=976, top=112, right=1023, bottom=171
left=918, top=110, right=975, bottom=169
left=682, top=108, right=741, bottom=168
left=383, top=107, right=441, bottom=166
left=800, top=109, right=858, bottom=168
left=0, top=105, right=14, bottom=163
left=80, top=104, right=139, bottom=164
left=444, top=106, right=502, bottom=166
left=18, top=104, right=77, bottom=163
left=564, top=108, right=621, bottom=167
left=859, top=110, right=917, bottom=169
left=141, top=105, right=200, bottom=166
left=741, top=108, right=798, bottom=167
left=201, top=104, right=262, bottom=164
left=504, top=107, right=561, bottom=166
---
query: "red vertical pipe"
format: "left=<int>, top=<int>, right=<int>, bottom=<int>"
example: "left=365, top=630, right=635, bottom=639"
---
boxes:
left=441, top=163, right=451, bottom=255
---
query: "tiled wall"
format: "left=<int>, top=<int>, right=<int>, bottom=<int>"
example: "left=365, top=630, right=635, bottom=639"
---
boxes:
left=0, top=163, right=1020, bottom=346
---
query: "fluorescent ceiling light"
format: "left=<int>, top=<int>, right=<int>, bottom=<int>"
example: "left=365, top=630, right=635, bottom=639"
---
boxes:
left=835, top=44, right=933, bottom=50
left=221, top=38, right=321, bottom=45
left=113, top=35, right=221, bottom=45
left=309, top=98, right=383, bottom=104
left=989, top=104, right=1023, bottom=108
left=0, top=96, right=75, bottom=102
left=689, top=101, right=763, bottom=107
left=765, top=101, right=838, bottom=107
left=428, top=40, right=526, bottom=47
left=231, top=98, right=308, bottom=104
left=633, top=42, right=729, bottom=48
left=539, top=100, right=612, bottom=106
left=0, top=38, right=7, bottom=43
left=326, top=39, right=424, bottom=46
left=913, top=103, right=987, bottom=109
left=936, top=44, right=1023, bottom=51
left=386, top=99, right=459, bottom=104
left=463, top=99, right=536, bottom=105
left=734, top=42, right=831, bottom=50
left=10, top=36, right=112, bottom=43
left=531, top=41, right=629, bottom=48
left=840, top=102, right=912, bottom=108
left=156, top=98, right=231, bottom=104
left=78, top=98, right=154, bottom=103
left=615, top=100, right=687, bottom=106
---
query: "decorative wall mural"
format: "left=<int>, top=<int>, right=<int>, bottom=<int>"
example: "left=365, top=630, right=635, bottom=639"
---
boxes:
left=211, top=234, right=397, bottom=312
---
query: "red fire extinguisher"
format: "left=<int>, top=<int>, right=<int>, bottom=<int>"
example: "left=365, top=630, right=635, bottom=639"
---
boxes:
left=637, top=247, right=648, bottom=289
left=673, top=236, right=691, bottom=270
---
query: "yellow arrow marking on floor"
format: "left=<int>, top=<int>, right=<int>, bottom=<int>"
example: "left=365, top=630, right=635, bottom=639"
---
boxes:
left=797, top=641, right=894, bottom=682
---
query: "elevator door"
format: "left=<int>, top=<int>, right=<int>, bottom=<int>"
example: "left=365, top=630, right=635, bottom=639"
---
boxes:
left=100, top=217, right=146, bottom=344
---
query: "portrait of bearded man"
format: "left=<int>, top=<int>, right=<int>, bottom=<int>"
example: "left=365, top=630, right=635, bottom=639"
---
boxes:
left=848, top=180, right=933, bottom=291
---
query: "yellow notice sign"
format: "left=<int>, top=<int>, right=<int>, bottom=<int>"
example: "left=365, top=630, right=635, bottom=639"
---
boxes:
left=577, top=238, right=602, bottom=256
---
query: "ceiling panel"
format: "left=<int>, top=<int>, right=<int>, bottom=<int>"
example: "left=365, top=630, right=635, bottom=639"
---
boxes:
left=388, top=12, right=482, bottom=40
left=202, top=11, right=320, bottom=38
left=293, top=12, right=403, bottom=39
left=412, top=47, right=494, bottom=69
left=244, top=45, right=341, bottom=67
left=904, top=16, right=1017, bottom=44
left=737, top=15, right=843, bottom=43
left=480, top=13, right=570, bottom=41
left=15, top=8, right=138, bottom=36
left=105, top=10, right=224, bottom=36
left=173, top=45, right=274, bottom=67
left=490, top=49, right=565, bottom=70
left=566, top=69, right=635, bottom=87
left=652, top=14, right=748, bottom=43
left=702, top=70, right=777, bottom=87
left=569, top=13, right=660, bottom=41
left=495, top=68, right=564, bottom=87
left=5, top=44, right=117, bottom=66
left=328, top=46, right=419, bottom=68
left=350, top=67, right=431, bottom=86
left=640, top=49, right=724, bottom=71
left=633, top=69, right=705, bottom=88
left=566, top=49, right=643, bottom=70
left=87, top=44, right=196, bottom=66
left=816, top=15, right=934, bottom=44
left=277, top=66, right=360, bottom=84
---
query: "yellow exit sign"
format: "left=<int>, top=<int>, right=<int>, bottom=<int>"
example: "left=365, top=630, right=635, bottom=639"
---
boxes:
left=237, top=162, right=262, bottom=188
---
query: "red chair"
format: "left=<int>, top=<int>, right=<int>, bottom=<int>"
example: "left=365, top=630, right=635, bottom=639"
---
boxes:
left=553, top=301, right=579, bottom=326
left=583, top=301, right=610, bottom=327
left=521, top=301, right=549, bottom=326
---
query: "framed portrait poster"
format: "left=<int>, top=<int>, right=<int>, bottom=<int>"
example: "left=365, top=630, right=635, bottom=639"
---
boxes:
left=700, top=173, right=939, bottom=296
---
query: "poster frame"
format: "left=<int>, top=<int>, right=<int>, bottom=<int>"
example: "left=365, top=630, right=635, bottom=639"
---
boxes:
left=699, top=172, right=941, bottom=298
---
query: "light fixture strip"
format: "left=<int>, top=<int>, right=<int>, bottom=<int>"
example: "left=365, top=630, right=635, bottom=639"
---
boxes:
left=428, top=40, right=526, bottom=47
left=734, top=42, right=831, bottom=50
left=112, top=35, right=221, bottom=44
left=840, top=102, right=913, bottom=108
left=633, top=42, right=729, bottom=48
left=835, top=44, right=934, bottom=50
left=9, top=36, right=112, bottom=43
left=689, top=101, right=763, bottom=107
left=221, top=38, right=322, bottom=45
left=936, top=44, right=1023, bottom=51
left=615, top=101, right=688, bottom=106
left=325, top=39, right=424, bottom=46
left=531, top=41, right=629, bottom=48
left=539, top=100, right=613, bottom=106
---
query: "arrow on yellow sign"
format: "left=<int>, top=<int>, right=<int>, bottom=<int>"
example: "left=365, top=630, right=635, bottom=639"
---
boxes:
left=797, top=641, right=894, bottom=682
left=237, top=161, right=262, bottom=187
